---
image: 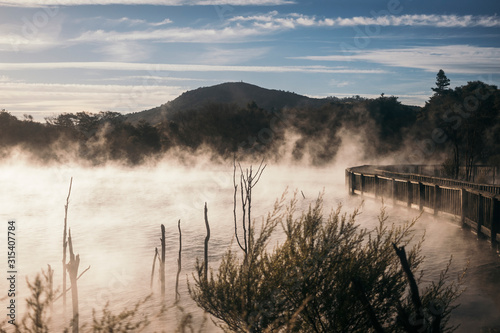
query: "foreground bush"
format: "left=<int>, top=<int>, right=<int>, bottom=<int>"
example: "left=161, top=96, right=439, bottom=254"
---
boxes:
left=190, top=194, right=464, bottom=332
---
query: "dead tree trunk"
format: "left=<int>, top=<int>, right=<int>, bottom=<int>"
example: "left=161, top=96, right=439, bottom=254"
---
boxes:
left=150, top=247, right=159, bottom=290
left=176, top=220, right=182, bottom=302
left=160, top=224, right=166, bottom=301
left=233, top=158, right=266, bottom=258
left=393, top=244, right=443, bottom=333
left=67, top=229, right=80, bottom=333
left=62, top=177, right=73, bottom=315
left=204, top=203, right=210, bottom=281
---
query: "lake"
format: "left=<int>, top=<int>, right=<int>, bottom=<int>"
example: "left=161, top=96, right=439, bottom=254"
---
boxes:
left=1, top=158, right=499, bottom=332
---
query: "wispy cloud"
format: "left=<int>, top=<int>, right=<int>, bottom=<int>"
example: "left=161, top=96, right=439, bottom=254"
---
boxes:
left=329, top=79, right=350, bottom=88
left=83, top=16, right=173, bottom=27
left=150, top=18, right=173, bottom=26
left=0, top=61, right=387, bottom=74
left=71, top=26, right=269, bottom=43
left=229, top=12, right=500, bottom=28
left=0, top=34, right=58, bottom=52
left=196, top=47, right=270, bottom=65
left=0, top=0, right=294, bottom=7
left=95, top=41, right=151, bottom=61
left=294, top=45, right=500, bottom=74
left=0, top=18, right=63, bottom=52
left=0, top=81, right=185, bottom=118
left=68, top=12, right=500, bottom=47
left=101, top=75, right=211, bottom=82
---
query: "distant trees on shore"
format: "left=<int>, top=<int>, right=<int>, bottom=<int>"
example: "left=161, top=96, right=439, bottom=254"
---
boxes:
left=420, top=70, right=500, bottom=181
left=1, top=73, right=499, bottom=170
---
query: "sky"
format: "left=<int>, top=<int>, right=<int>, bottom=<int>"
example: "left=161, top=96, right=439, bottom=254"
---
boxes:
left=1, top=0, right=500, bottom=121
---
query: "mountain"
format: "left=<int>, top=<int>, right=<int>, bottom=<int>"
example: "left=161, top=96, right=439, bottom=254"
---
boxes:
left=125, top=82, right=329, bottom=124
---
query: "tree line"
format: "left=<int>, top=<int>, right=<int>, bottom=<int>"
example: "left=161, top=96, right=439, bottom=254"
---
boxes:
left=0, top=98, right=416, bottom=165
left=414, top=70, right=500, bottom=181
left=1, top=71, right=499, bottom=176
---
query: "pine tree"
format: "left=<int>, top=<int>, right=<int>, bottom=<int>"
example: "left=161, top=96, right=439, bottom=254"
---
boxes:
left=432, top=69, right=451, bottom=95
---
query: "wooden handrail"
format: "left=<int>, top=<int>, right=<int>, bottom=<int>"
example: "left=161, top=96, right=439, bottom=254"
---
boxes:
left=346, top=165, right=500, bottom=245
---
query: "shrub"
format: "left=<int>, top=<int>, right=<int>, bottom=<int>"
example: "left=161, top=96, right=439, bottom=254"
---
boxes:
left=190, top=193, right=464, bottom=332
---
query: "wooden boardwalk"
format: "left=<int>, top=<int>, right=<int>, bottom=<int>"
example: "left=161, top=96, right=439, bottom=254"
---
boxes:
left=346, top=165, right=500, bottom=244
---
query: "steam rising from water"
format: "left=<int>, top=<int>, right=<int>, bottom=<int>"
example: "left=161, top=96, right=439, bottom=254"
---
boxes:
left=0, top=152, right=499, bottom=332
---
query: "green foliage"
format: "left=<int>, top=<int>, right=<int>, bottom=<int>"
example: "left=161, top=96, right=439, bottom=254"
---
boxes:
left=190, top=194, right=464, bottom=332
left=189, top=192, right=286, bottom=332
left=425, top=80, right=500, bottom=180
left=432, top=70, right=451, bottom=96
left=365, top=95, right=417, bottom=153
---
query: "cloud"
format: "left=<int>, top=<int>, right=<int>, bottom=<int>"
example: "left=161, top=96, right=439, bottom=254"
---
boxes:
left=196, top=47, right=270, bottom=65
left=329, top=79, right=350, bottom=88
left=106, top=17, right=149, bottom=26
left=0, top=18, right=63, bottom=52
left=0, top=81, right=185, bottom=119
left=95, top=41, right=151, bottom=61
left=229, top=12, right=500, bottom=29
left=71, top=26, right=272, bottom=44
left=84, top=16, right=173, bottom=27
left=0, top=0, right=294, bottom=7
left=294, top=45, right=500, bottom=74
left=101, top=75, right=212, bottom=82
left=62, top=12, right=500, bottom=48
left=0, top=34, right=58, bottom=52
left=0, top=61, right=387, bottom=74
left=149, top=18, right=173, bottom=26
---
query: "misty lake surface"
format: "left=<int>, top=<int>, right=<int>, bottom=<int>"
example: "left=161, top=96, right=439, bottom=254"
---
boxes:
left=1, top=159, right=499, bottom=332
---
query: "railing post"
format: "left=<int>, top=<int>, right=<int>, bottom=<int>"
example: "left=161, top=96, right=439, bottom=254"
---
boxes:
left=434, top=184, right=440, bottom=216
left=350, top=172, right=355, bottom=195
left=461, top=188, right=467, bottom=227
left=418, top=182, right=424, bottom=211
left=392, top=178, right=396, bottom=206
left=407, top=180, right=412, bottom=208
left=345, top=170, right=349, bottom=192
left=490, top=196, right=498, bottom=244
left=360, top=173, right=365, bottom=196
left=477, top=193, right=484, bottom=236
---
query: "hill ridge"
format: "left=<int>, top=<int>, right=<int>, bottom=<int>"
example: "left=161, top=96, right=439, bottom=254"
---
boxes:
left=126, top=81, right=328, bottom=124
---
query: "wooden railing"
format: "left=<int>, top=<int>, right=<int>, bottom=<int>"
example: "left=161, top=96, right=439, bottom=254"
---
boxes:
left=345, top=165, right=500, bottom=244
left=379, top=164, right=500, bottom=185
left=375, top=165, right=500, bottom=194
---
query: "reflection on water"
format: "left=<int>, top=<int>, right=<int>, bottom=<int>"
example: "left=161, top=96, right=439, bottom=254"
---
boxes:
left=0, top=161, right=499, bottom=332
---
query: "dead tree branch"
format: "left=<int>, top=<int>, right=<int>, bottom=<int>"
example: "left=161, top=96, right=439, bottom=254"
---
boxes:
left=233, top=158, right=266, bottom=258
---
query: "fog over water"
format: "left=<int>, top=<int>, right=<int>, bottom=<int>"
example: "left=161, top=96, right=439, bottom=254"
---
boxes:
left=1, top=153, right=499, bottom=332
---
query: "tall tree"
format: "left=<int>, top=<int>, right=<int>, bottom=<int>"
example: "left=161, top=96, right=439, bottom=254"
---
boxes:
left=455, top=81, right=499, bottom=181
left=426, top=80, right=500, bottom=181
left=432, top=69, right=451, bottom=96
